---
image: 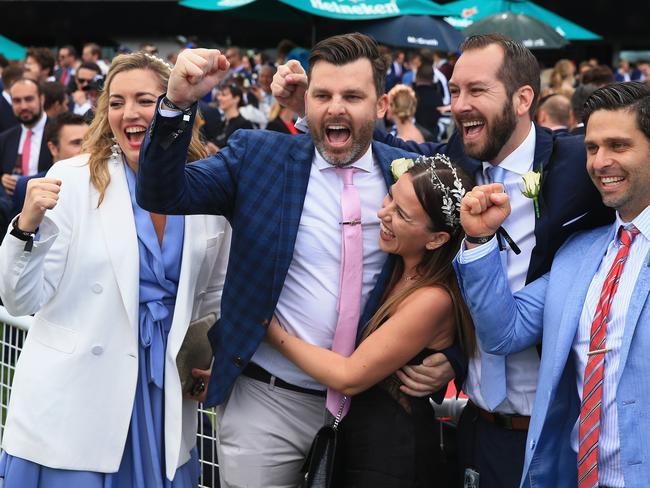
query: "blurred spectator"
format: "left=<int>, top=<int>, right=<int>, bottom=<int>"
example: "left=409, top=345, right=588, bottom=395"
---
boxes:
left=576, top=60, right=592, bottom=84
left=82, top=42, right=109, bottom=74
left=55, top=45, right=77, bottom=89
left=25, top=47, right=56, bottom=83
left=42, top=81, right=68, bottom=119
left=535, top=93, right=571, bottom=135
left=434, top=50, right=453, bottom=80
left=420, top=48, right=451, bottom=138
left=546, top=59, right=575, bottom=97
left=385, top=48, right=405, bottom=92
left=387, top=84, right=427, bottom=143
left=614, top=59, right=641, bottom=82
left=413, top=63, right=443, bottom=141
left=213, top=83, right=254, bottom=148
left=0, top=78, right=53, bottom=197
left=401, top=51, right=421, bottom=87
left=638, top=60, right=650, bottom=83
left=225, top=46, right=251, bottom=81
left=10, top=112, right=89, bottom=215
left=569, top=83, right=598, bottom=135
left=581, top=65, right=615, bottom=86
left=72, top=61, right=102, bottom=116
left=251, top=64, right=276, bottom=118
left=265, top=102, right=299, bottom=134
left=1, top=64, right=24, bottom=133
left=140, top=43, right=158, bottom=56
left=275, top=39, right=297, bottom=66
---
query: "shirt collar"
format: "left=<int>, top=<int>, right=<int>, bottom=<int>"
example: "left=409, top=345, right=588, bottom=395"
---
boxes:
left=314, top=145, right=374, bottom=174
left=23, top=113, right=47, bottom=134
left=482, top=122, right=536, bottom=176
left=614, top=204, right=650, bottom=243
left=2, top=91, right=10, bottom=104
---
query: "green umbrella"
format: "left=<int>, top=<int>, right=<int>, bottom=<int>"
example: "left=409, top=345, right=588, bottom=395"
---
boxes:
left=463, top=12, right=568, bottom=49
left=0, top=34, right=26, bottom=61
left=180, top=0, right=454, bottom=20
left=443, top=0, right=600, bottom=41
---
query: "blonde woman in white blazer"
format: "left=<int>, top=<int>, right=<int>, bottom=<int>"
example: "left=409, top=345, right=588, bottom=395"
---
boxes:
left=0, top=53, right=231, bottom=487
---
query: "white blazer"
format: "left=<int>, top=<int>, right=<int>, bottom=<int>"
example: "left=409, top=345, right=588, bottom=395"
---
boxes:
left=0, top=154, right=231, bottom=480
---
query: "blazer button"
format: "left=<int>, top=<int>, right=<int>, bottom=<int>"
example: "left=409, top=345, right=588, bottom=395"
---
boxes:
left=233, top=356, right=243, bottom=367
left=91, top=345, right=104, bottom=355
left=91, top=283, right=103, bottom=294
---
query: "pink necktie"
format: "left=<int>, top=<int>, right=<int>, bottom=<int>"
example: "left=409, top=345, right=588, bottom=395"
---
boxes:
left=21, top=129, right=33, bottom=176
left=60, top=69, right=69, bottom=86
left=327, top=167, right=363, bottom=419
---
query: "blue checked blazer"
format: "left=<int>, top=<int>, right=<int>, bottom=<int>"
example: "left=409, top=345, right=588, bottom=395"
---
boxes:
left=137, top=105, right=435, bottom=406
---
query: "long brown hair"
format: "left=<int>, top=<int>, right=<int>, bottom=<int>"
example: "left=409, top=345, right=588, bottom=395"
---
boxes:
left=82, top=52, right=207, bottom=206
left=362, top=161, right=476, bottom=358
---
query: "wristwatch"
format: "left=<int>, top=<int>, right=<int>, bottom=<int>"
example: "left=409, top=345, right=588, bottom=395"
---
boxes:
left=10, top=219, right=38, bottom=252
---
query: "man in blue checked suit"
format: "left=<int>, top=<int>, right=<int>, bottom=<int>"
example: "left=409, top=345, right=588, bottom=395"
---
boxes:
left=454, top=82, right=650, bottom=488
left=137, top=34, right=462, bottom=487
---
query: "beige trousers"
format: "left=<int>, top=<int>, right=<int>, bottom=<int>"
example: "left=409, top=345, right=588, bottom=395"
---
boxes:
left=215, top=374, right=327, bottom=488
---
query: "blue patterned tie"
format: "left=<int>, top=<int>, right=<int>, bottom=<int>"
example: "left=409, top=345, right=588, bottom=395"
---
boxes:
left=480, top=165, right=508, bottom=410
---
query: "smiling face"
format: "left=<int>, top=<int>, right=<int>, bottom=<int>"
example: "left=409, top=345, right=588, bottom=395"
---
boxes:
left=108, top=68, right=162, bottom=168
left=377, top=174, right=440, bottom=263
left=449, top=45, right=520, bottom=163
left=585, top=108, right=650, bottom=222
left=306, top=58, right=387, bottom=167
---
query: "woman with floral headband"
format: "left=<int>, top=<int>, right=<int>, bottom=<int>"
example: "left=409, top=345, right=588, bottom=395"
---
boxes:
left=266, top=155, right=475, bottom=487
left=0, top=52, right=231, bottom=487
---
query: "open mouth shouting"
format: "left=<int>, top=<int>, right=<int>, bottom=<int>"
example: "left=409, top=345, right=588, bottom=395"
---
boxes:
left=325, top=123, right=352, bottom=148
left=461, top=119, right=486, bottom=140
left=124, top=125, right=147, bottom=149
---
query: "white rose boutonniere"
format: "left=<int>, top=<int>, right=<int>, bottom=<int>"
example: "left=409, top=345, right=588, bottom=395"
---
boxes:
left=390, top=158, right=414, bottom=182
left=521, top=170, right=542, bottom=218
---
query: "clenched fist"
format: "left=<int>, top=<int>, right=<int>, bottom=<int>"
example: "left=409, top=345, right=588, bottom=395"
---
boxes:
left=460, top=183, right=511, bottom=242
left=17, top=178, right=62, bottom=232
left=166, top=49, right=230, bottom=109
left=271, top=60, right=308, bottom=117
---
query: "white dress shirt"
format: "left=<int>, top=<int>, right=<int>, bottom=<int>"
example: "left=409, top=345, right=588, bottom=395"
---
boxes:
left=252, top=146, right=388, bottom=390
left=462, top=123, right=540, bottom=415
left=2, top=90, right=11, bottom=105
left=571, top=205, right=650, bottom=488
left=17, top=113, right=47, bottom=176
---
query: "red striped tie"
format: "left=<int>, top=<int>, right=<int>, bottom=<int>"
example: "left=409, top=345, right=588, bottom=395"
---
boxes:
left=577, top=225, right=640, bottom=488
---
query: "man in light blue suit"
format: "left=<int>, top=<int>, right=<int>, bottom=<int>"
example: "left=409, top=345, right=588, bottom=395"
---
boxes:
left=454, top=81, right=650, bottom=488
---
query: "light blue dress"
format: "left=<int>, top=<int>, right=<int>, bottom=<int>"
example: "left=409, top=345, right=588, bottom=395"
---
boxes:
left=0, top=164, right=200, bottom=487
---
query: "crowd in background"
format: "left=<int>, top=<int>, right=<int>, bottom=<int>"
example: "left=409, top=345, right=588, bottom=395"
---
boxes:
left=0, top=31, right=649, bottom=488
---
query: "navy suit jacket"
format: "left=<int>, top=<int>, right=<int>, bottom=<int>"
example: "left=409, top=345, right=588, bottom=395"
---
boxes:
left=137, top=106, right=466, bottom=406
left=0, top=122, right=53, bottom=176
left=0, top=97, right=18, bottom=135
left=375, top=125, right=615, bottom=285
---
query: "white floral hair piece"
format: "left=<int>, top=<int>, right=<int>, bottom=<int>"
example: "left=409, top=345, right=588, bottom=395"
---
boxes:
left=415, top=154, right=465, bottom=229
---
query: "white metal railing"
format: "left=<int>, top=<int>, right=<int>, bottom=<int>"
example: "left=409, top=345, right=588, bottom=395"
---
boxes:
left=0, top=306, right=220, bottom=488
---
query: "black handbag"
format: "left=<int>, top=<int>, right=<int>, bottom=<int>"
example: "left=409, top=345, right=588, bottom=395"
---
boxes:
left=301, top=398, right=346, bottom=488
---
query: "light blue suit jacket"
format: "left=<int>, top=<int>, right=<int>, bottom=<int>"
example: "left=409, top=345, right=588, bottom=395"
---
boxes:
left=454, top=225, right=650, bottom=487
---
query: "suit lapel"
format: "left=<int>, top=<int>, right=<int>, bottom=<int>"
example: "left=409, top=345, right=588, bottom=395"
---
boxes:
left=167, top=215, right=205, bottom=357
left=271, top=136, right=313, bottom=299
left=4, top=127, right=20, bottom=174
left=37, top=119, right=52, bottom=173
left=526, top=126, right=554, bottom=283
left=95, top=157, right=139, bottom=334
left=552, top=229, right=611, bottom=378
left=617, top=249, right=650, bottom=382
